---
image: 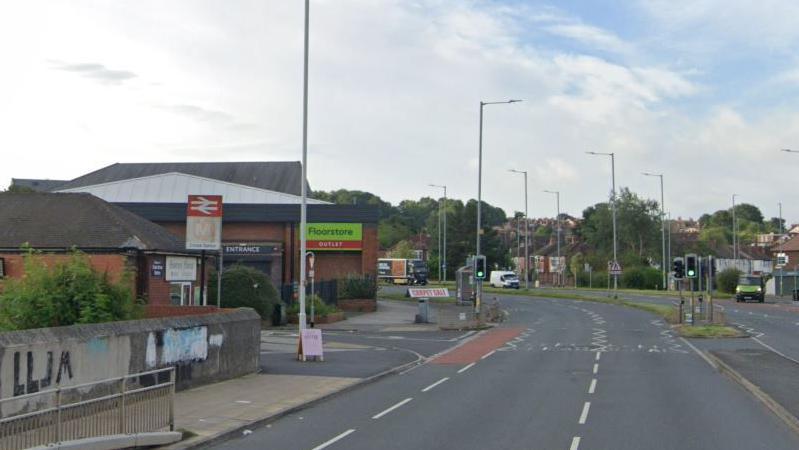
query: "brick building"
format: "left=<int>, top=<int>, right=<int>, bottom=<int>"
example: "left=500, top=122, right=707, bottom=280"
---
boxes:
left=0, top=192, right=206, bottom=307
left=20, top=162, right=379, bottom=300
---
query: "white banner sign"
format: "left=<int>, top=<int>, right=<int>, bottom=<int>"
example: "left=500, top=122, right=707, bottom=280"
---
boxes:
left=408, top=288, right=450, bottom=298
left=166, top=256, right=198, bottom=281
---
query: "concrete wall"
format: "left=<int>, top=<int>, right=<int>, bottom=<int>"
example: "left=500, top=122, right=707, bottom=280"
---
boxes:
left=0, top=308, right=260, bottom=407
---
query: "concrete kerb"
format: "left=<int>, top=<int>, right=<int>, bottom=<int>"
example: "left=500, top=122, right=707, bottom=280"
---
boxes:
left=704, top=351, right=799, bottom=437
left=174, top=348, right=426, bottom=450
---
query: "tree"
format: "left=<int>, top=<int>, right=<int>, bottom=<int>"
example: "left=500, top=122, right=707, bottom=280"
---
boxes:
left=387, top=240, right=415, bottom=259
left=208, top=264, right=279, bottom=321
left=0, top=251, right=141, bottom=330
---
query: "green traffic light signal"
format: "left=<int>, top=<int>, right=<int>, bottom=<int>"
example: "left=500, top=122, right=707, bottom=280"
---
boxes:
left=687, top=270, right=695, bottom=277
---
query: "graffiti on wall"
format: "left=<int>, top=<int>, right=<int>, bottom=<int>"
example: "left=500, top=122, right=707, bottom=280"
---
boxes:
left=11, top=350, right=73, bottom=396
left=145, top=326, right=224, bottom=369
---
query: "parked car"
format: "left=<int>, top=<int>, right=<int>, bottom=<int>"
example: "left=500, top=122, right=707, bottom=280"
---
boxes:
left=736, top=275, right=765, bottom=303
left=490, top=271, right=520, bottom=289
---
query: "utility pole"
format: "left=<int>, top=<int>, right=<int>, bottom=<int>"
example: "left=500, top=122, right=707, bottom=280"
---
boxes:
left=543, top=190, right=561, bottom=287
left=429, top=184, right=447, bottom=283
left=732, top=194, right=738, bottom=263
left=298, top=0, right=310, bottom=333
left=587, top=152, right=618, bottom=294
left=643, top=172, right=666, bottom=290
left=509, top=169, right=530, bottom=289
left=476, top=99, right=521, bottom=313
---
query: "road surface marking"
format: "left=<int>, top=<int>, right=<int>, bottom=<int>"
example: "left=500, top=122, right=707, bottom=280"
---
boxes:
left=752, top=336, right=799, bottom=365
left=595, top=352, right=601, bottom=361
left=481, top=350, right=496, bottom=359
left=458, top=362, right=476, bottom=374
left=678, top=337, right=718, bottom=370
left=311, top=429, right=356, bottom=450
left=422, top=377, right=449, bottom=392
left=592, top=363, right=598, bottom=374
left=570, top=436, right=581, bottom=450
left=372, top=398, right=413, bottom=419
left=588, top=379, right=597, bottom=394
left=578, top=402, right=591, bottom=424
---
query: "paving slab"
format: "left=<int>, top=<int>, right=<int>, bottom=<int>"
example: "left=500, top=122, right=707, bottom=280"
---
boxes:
left=162, top=373, right=358, bottom=450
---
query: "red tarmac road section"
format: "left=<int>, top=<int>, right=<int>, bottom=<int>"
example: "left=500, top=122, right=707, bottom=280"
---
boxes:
left=432, top=327, right=524, bottom=365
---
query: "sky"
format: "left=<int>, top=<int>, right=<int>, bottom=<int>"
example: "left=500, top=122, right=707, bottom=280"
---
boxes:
left=2, top=0, right=799, bottom=223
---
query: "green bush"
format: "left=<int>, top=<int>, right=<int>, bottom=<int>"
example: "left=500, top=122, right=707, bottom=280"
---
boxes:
left=717, top=268, right=742, bottom=294
left=576, top=271, right=609, bottom=289
left=0, top=251, right=142, bottom=330
left=286, top=294, right=337, bottom=317
left=621, top=266, right=662, bottom=290
left=338, top=274, right=377, bottom=300
left=208, top=264, right=279, bottom=320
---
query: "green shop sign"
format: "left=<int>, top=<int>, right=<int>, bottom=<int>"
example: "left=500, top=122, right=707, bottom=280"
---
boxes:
left=306, top=223, right=362, bottom=241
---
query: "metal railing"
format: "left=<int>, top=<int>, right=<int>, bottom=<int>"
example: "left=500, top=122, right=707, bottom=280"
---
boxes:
left=0, top=367, right=175, bottom=450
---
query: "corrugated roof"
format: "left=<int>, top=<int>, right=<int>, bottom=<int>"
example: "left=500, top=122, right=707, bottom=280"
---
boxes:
left=11, top=178, right=69, bottom=192
left=56, top=162, right=308, bottom=196
left=0, top=193, right=187, bottom=252
left=116, top=202, right=379, bottom=224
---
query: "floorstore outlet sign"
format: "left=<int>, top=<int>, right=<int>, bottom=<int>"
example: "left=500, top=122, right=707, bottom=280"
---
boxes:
left=306, top=223, right=362, bottom=251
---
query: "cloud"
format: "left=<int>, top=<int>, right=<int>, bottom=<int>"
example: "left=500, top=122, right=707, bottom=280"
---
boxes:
left=51, top=61, right=137, bottom=84
left=158, top=104, right=234, bottom=123
left=543, top=23, right=632, bottom=55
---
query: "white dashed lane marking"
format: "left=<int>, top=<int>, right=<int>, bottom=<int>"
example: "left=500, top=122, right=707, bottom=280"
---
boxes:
left=421, top=378, right=449, bottom=393
left=578, top=402, right=591, bottom=424
left=372, top=398, right=413, bottom=420
left=570, top=436, right=581, bottom=450
left=457, top=362, right=476, bottom=374
left=588, top=379, right=597, bottom=394
left=311, top=429, right=356, bottom=450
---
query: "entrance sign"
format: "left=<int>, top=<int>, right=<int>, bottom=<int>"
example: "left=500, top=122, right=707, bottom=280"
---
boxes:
left=186, top=195, right=223, bottom=250
left=306, top=223, right=363, bottom=251
left=166, top=256, right=197, bottom=281
left=408, top=288, right=450, bottom=298
left=298, top=329, right=324, bottom=361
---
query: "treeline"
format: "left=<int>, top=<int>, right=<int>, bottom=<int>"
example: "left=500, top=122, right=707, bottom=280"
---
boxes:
left=313, top=189, right=510, bottom=278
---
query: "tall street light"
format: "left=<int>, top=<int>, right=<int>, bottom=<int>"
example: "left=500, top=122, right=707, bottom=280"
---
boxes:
left=586, top=151, right=618, bottom=293
left=429, top=184, right=447, bottom=284
left=732, top=194, right=739, bottom=261
left=643, top=172, right=666, bottom=290
left=476, top=99, right=522, bottom=313
left=543, top=190, right=561, bottom=287
left=509, top=169, right=529, bottom=289
left=298, top=0, right=311, bottom=333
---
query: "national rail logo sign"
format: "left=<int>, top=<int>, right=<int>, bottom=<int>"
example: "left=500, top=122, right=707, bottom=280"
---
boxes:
left=186, top=195, right=223, bottom=250
left=306, top=223, right=363, bottom=251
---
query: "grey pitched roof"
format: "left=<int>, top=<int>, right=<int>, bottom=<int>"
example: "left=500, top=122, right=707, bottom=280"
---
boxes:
left=0, top=193, right=187, bottom=252
left=11, top=178, right=69, bottom=192
left=56, top=162, right=307, bottom=196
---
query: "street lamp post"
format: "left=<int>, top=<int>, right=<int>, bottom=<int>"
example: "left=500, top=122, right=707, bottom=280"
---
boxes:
left=779, top=202, right=784, bottom=235
left=732, top=194, right=738, bottom=262
left=509, top=169, right=530, bottom=289
left=476, top=99, right=521, bottom=313
left=586, top=151, right=618, bottom=294
left=429, top=184, right=447, bottom=283
left=643, top=172, right=666, bottom=290
left=298, top=0, right=311, bottom=334
left=543, top=190, right=561, bottom=287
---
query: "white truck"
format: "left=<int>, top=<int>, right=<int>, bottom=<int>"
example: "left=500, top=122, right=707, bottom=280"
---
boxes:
left=489, top=270, right=520, bottom=289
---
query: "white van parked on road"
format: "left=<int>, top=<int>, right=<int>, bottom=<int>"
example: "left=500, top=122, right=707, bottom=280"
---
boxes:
left=490, top=271, right=520, bottom=289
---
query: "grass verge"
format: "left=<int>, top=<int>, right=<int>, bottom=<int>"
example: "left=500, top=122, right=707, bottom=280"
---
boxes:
left=675, top=324, right=746, bottom=338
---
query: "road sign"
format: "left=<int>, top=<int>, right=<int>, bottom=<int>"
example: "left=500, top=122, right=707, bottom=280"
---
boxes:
left=186, top=195, right=223, bottom=250
left=408, top=288, right=450, bottom=298
left=608, top=260, right=622, bottom=275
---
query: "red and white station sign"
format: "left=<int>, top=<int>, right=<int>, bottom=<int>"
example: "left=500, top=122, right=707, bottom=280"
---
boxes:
left=188, top=195, right=223, bottom=217
left=186, top=195, right=223, bottom=250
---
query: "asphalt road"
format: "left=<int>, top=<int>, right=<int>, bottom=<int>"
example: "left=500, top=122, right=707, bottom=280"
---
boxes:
left=210, top=294, right=799, bottom=450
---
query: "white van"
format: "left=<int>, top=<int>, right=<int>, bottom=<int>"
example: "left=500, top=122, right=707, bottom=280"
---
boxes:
left=490, top=271, right=520, bottom=289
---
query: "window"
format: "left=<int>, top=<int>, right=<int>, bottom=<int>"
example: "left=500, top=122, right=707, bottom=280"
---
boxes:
left=169, top=282, right=193, bottom=306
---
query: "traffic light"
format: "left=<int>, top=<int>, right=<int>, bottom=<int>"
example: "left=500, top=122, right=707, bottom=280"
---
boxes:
left=673, top=257, right=685, bottom=279
left=474, top=255, right=487, bottom=280
left=685, top=254, right=697, bottom=278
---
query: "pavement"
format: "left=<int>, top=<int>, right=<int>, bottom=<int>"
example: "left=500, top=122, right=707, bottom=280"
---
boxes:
left=160, top=300, right=470, bottom=449
left=206, top=293, right=799, bottom=450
